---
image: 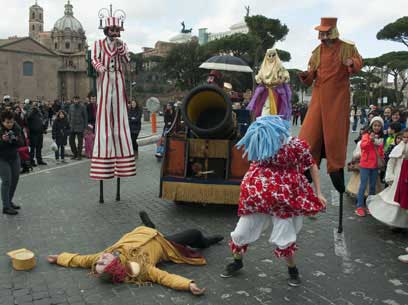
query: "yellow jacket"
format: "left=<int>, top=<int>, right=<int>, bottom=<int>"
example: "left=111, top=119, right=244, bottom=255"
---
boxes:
left=56, top=226, right=206, bottom=291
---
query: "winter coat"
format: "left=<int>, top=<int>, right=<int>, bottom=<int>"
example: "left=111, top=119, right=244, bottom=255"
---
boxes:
left=128, top=107, right=142, bottom=134
left=0, top=123, right=24, bottom=161
left=69, top=103, right=87, bottom=133
left=359, top=133, right=384, bottom=169
left=52, top=118, right=70, bottom=146
left=298, top=39, right=363, bottom=173
left=27, top=108, right=44, bottom=134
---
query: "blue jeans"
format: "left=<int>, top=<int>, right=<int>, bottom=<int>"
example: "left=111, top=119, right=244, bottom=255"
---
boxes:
left=55, top=145, right=65, bottom=160
left=352, top=117, right=358, bottom=131
left=357, top=167, right=378, bottom=208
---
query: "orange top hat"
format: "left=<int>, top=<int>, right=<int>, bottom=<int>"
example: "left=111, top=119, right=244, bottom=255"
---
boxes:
left=314, top=17, right=338, bottom=31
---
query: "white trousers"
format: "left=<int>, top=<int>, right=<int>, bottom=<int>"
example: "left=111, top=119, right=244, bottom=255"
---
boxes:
left=231, top=213, right=303, bottom=250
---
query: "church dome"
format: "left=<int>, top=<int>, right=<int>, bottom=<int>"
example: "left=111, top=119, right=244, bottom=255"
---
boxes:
left=53, top=1, right=84, bottom=33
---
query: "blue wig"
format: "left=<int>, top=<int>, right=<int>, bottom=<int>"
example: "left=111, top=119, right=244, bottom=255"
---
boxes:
left=236, top=115, right=290, bottom=161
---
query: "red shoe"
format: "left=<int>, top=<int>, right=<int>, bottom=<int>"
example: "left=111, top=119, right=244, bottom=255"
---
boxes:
left=355, top=208, right=366, bottom=217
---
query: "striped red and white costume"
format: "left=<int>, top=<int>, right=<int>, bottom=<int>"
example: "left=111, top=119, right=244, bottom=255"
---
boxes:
left=90, top=20, right=136, bottom=180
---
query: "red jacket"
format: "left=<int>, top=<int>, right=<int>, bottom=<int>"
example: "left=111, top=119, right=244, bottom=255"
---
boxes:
left=359, top=133, right=384, bottom=169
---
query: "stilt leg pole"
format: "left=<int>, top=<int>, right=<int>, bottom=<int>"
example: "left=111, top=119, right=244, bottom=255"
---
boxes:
left=99, top=180, right=104, bottom=204
left=116, top=177, right=121, bottom=202
left=338, top=192, right=343, bottom=233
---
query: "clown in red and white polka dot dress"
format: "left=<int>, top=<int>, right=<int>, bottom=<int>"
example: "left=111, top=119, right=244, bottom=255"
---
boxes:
left=90, top=16, right=136, bottom=180
left=220, top=116, right=327, bottom=287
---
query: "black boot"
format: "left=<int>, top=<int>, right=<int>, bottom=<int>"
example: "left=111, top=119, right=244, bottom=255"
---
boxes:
left=3, top=207, right=18, bottom=215
left=203, top=235, right=224, bottom=247
left=139, top=211, right=156, bottom=229
left=220, top=258, right=243, bottom=278
left=288, top=266, right=301, bottom=287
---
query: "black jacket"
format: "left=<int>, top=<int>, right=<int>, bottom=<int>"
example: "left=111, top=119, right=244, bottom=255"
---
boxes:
left=27, top=108, right=44, bottom=134
left=128, top=107, right=142, bottom=134
left=52, top=118, right=71, bottom=146
left=0, top=123, right=24, bottom=161
left=69, top=103, right=87, bottom=133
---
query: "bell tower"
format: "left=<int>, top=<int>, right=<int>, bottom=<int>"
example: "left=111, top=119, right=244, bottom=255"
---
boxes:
left=29, top=1, right=44, bottom=39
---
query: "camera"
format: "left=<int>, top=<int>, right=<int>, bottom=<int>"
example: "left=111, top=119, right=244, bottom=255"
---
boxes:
left=5, top=130, right=17, bottom=144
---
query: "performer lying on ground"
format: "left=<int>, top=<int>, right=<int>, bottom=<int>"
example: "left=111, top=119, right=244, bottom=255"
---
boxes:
left=47, top=212, right=223, bottom=295
left=220, top=115, right=327, bottom=286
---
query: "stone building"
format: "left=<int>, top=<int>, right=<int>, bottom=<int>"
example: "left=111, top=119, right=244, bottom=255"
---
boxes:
left=0, top=1, right=91, bottom=102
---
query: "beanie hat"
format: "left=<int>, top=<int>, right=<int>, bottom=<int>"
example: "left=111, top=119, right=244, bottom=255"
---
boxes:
left=369, top=116, right=384, bottom=128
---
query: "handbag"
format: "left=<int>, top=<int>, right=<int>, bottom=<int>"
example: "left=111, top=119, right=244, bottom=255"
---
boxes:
left=374, top=147, right=385, bottom=170
left=50, top=141, right=58, bottom=152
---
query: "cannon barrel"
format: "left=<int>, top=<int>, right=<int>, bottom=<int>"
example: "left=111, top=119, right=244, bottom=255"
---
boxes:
left=181, top=85, right=234, bottom=139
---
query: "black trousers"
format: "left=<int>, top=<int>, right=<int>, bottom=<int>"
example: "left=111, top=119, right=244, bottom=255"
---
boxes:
left=0, top=156, right=20, bottom=209
left=69, top=132, right=83, bottom=158
left=29, top=132, right=43, bottom=163
left=131, top=131, right=140, bottom=153
left=165, top=229, right=212, bottom=249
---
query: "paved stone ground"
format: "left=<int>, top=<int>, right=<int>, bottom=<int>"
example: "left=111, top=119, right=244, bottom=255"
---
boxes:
left=0, top=123, right=407, bottom=305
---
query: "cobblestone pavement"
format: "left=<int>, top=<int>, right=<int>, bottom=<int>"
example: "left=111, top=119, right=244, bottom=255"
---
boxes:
left=0, top=123, right=407, bottom=305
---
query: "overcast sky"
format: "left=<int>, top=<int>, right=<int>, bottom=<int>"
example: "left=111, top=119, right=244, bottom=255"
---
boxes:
left=1, top=0, right=407, bottom=69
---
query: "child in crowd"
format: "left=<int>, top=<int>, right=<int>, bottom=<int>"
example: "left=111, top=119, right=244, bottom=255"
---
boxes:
left=84, top=124, right=95, bottom=159
left=355, top=116, right=384, bottom=217
left=52, top=110, right=70, bottom=164
left=384, top=122, right=402, bottom=152
left=368, top=128, right=408, bottom=231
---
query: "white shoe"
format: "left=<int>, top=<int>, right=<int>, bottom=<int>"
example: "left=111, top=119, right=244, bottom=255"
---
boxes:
left=398, top=254, right=408, bottom=263
left=56, top=160, right=61, bottom=164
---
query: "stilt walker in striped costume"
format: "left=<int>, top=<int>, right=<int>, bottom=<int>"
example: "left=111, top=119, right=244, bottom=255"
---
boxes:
left=91, top=7, right=135, bottom=202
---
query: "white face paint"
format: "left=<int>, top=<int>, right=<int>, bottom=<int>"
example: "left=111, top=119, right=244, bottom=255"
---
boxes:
left=95, top=252, right=116, bottom=274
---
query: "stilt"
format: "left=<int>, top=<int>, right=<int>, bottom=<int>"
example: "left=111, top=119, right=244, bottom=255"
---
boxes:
left=329, top=169, right=345, bottom=234
left=116, top=177, right=120, bottom=202
left=99, top=180, right=104, bottom=204
left=338, top=192, right=343, bottom=233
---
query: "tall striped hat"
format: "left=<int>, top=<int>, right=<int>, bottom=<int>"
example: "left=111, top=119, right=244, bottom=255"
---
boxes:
left=103, top=17, right=124, bottom=31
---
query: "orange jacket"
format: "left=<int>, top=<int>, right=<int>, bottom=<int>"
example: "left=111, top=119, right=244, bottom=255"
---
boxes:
left=359, top=133, right=384, bottom=169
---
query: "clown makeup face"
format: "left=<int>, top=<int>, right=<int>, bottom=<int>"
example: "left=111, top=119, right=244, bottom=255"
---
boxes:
left=95, top=252, right=116, bottom=274
left=319, top=30, right=336, bottom=45
left=266, top=49, right=277, bottom=62
left=107, top=27, right=121, bottom=40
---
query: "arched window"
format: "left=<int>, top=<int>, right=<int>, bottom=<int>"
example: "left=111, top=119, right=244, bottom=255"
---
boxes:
left=39, top=13, right=42, bottom=20
left=65, top=41, right=70, bottom=49
left=32, top=25, right=35, bottom=31
left=23, top=62, right=33, bottom=76
left=54, top=42, right=58, bottom=49
left=32, top=12, right=35, bottom=19
left=78, top=43, right=82, bottom=50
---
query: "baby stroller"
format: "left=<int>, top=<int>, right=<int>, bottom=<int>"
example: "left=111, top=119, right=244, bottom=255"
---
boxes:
left=19, top=128, right=33, bottom=174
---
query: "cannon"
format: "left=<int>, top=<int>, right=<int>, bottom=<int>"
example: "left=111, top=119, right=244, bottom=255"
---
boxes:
left=159, top=85, right=252, bottom=205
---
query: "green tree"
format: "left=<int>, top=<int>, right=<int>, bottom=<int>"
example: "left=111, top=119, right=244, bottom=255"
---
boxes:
left=245, top=15, right=289, bottom=65
left=377, top=51, right=408, bottom=105
left=129, top=52, right=144, bottom=73
left=377, top=16, right=408, bottom=48
left=161, top=41, right=207, bottom=90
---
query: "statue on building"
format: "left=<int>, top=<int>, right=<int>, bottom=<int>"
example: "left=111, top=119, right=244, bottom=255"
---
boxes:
left=181, top=21, right=192, bottom=34
left=245, top=5, right=250, bottom=17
